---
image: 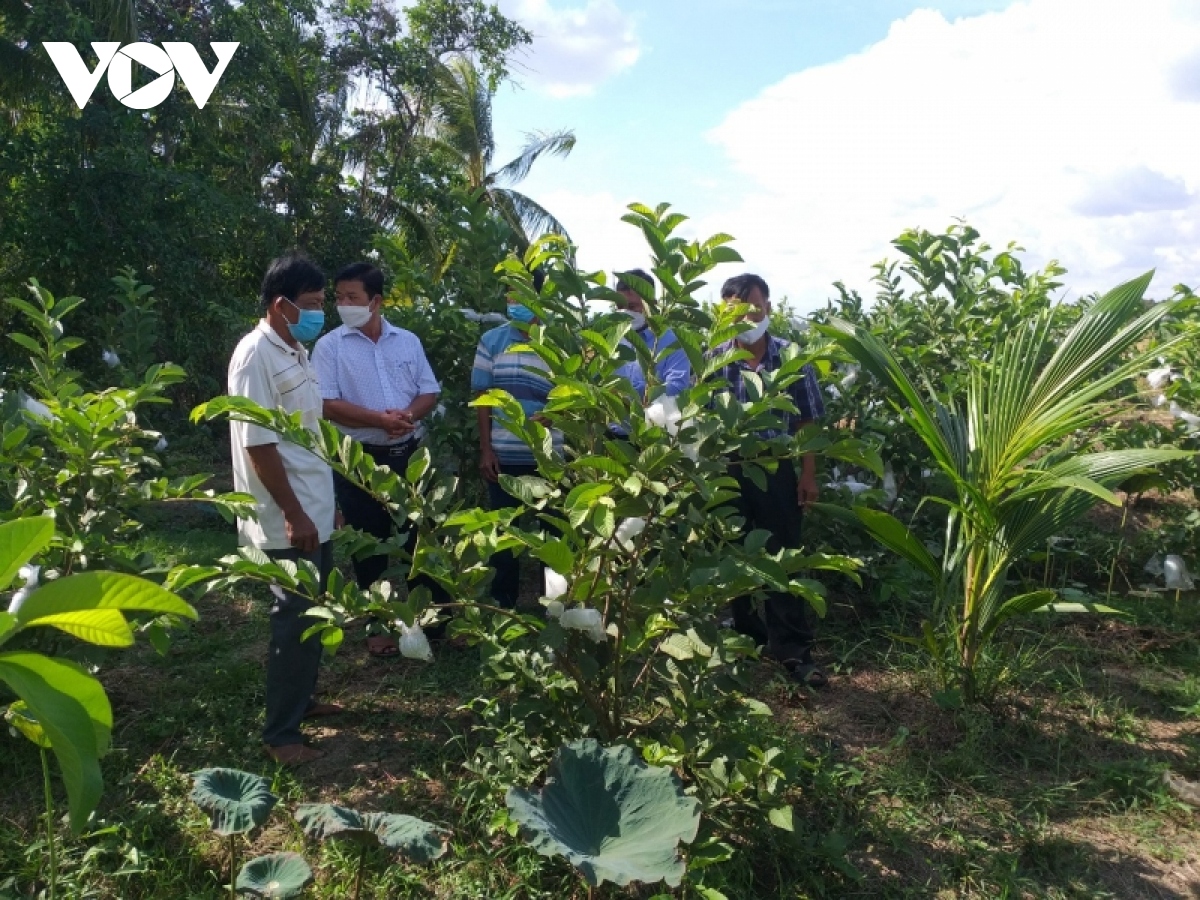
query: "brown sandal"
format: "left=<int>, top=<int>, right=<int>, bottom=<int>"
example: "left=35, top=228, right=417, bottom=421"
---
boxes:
left=366, top=635, right=399, bottom=657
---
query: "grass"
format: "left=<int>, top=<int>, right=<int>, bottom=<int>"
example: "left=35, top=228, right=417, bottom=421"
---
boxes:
left=2, top=501, right=1200, bottom=898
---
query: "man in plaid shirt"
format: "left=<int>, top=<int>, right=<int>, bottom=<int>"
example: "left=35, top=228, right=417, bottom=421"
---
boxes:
left=709, top=273, right=827, bottom=687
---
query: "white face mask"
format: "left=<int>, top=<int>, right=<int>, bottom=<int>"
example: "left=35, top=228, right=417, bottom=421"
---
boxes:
left=338, top=303, right=373, bottom=329
left=737, top=317, right=769, bottom=345
left=623, top=309, right=646, bottom=332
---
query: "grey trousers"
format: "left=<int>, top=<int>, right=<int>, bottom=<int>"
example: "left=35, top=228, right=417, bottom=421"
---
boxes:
left=263, top=542, right=333, bottom=747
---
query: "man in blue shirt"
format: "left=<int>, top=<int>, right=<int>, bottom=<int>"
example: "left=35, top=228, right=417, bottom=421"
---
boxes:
left=612, top=269, right=691, bottom=399
left=709, top=273, right=827, bottom=687
left=471, top=269, right=562, bottom=609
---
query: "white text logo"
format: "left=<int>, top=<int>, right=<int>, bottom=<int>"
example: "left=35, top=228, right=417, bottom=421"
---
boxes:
left=42, top=42, right=240, bottom=110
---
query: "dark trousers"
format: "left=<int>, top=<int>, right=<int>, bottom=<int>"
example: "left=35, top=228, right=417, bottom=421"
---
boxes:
left=728, top=461, right=816, bottom=664
left=486, top=463, right=541, bottom=609
left=332, top=440, right=451, bottom=610
left=263, top=541, right=333, bottom=747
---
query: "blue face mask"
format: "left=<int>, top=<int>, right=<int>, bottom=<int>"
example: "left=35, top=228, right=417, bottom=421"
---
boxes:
left=507, top=304, right=536, bottom=324
left=285, top=298, right=325, bottom=342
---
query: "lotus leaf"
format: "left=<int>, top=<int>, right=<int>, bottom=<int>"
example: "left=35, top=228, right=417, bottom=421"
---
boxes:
left=505, top=739, right=701, bottom=887
left=236, top=852, right=313, bottom=898
left=190, top=768, right=278, bottom=836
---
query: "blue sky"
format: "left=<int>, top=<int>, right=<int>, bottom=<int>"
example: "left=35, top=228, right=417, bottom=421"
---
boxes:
left=490, top=0, right=1200, bottom=312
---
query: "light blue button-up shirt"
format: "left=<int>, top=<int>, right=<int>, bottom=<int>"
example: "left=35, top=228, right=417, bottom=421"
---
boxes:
left=615, top=326, right=691, bottom=398
left=312, top=318, right=440, bottom=445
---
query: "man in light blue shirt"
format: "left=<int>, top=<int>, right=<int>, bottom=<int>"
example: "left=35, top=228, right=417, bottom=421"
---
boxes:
left=612, top=269, right=691, bottom=400
left=312, top=262, right=449, bottom=657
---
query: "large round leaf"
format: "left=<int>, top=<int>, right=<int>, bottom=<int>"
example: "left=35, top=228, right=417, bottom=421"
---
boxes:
left=505, top=739, right=701, bottom=888
left=295, top=805, right=447, bottom=862
left=236, top=852, right=313, bottom=898
left=190, top=768, right=278, bottom=836
left=361, top=812, right=447, bottom=862
left=294, top=803, right=370, bottom=843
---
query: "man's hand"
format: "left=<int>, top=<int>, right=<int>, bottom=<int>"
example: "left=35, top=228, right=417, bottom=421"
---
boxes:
left=284, top=507, right=319, bottom=554
left=798, top=470, right=819, bottom=510
left=480, top=446, right=501, bottom=483
left=530, top=412, right=551, bottom=427
left=379, top=409, right=415, bottom=438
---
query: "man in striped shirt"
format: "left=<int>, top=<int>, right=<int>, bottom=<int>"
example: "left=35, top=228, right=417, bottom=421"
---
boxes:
left=709, top=273, right=828, bottom=687
left=471, top=269, right=562, bottom=609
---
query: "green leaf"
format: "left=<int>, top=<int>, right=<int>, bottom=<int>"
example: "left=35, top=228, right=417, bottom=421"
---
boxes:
left=533, top=539, right=574, bottom=576
left=235, top=852, right=313, bottom=899
left=17, top=571, right=197, bottom=627
left=0, top=651, right=111, bottom=832
left=21, top=609, right=134, bottom=647
left=506, top=739, right=701, bottom=888
left=853, top=508, right=941, bottom=582
left=0, top=517, right=54, bottom=591
left=294, top=803, right=371, bottom=842
left=5, top=699, right=51, bottom=747
left=360, top=812, right=448, bottom=862
left=190, top=768, right=278, bottom=836
left=768, top=806, right=794, bottom=832
left=406, top=447, right=431, bottom=484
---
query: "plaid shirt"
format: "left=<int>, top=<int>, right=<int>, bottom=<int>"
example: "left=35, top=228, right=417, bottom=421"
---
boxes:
left=708, top=334, right=825, bottom=438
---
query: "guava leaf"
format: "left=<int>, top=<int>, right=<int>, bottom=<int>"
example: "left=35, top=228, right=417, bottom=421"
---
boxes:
left=0, top=517, right=54, bottom=591
left=361, top=812, right=447, bottom=862
left=190, top=768, right=278, bottom=836
left=18, top=571, right=197, bottom=627
left=236, top=852, right=313, bottom=898
left=506, top=739, right=701, bottom=887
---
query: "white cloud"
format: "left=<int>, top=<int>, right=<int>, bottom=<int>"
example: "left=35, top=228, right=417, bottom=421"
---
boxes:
left=532, top=189, right=653, bottom=275
left=499, top=0, right=641, bottom=98
left=704, top=0, right=1200, bottom=311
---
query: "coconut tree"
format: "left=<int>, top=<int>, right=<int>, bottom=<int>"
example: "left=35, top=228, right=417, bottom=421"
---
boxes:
left=818, top=272, right=1195, bottom=703
left=0, top=0, right=137, bottom=110
left=426, top=54, right=575, bottom=249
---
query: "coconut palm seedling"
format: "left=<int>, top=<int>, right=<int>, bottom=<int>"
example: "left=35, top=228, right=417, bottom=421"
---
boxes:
left=190, top=768, right=281, bottom=900
left=506, top=739, right=702, bottom=896
left=819, top=271, right=1196, bottom=703
left=293, top=803, right=448, bottom=899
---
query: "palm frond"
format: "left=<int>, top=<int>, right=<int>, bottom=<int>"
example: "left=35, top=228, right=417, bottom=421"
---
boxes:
left=492, top=129, right=575, bottom=186
left=491, top=188, right=574, bottom=248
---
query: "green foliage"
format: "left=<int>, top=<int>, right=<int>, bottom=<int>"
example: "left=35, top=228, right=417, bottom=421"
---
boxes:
left=189, top=769, right=279, bottom=837
left=294, top=804, right=447, bottom=861
left=187, top=202, right=869, bottom=869
left=819, top=271, right=1197, bottom=702
left=506, top=738, right=701, bottom=889
left=1, top=278, right=254, bottom=575
left=0, top=517, right=197, bottom=833
left=235, top=852, right=313, bottom=899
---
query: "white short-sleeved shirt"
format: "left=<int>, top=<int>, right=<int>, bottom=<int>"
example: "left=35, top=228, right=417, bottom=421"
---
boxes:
left=228, top=321, right=335, bottom=550
left=311, top=318, right=441, bottom=446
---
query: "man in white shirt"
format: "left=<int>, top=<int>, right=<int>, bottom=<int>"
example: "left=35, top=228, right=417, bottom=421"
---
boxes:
left=312, top=262, right=448, bottom=657
left=228, top=253, right=339, bottom=766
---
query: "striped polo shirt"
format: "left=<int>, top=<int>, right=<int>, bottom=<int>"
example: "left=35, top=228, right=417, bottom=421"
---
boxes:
left=471, top=324, right=563, bottom=466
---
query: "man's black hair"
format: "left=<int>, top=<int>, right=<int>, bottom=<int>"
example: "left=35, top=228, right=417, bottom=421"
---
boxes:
left=720, top=273, right=770, bottom=302
left=531, top=266, right=547, bottom=293
left=616, top=268, right=654, bottom=292
left=334, top=262, right=385, bottom=300
left=260, top=253, right=326, bottom=313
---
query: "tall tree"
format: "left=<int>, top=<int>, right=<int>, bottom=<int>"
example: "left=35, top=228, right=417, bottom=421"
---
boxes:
left=426, top=55, right=575, bottom=249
